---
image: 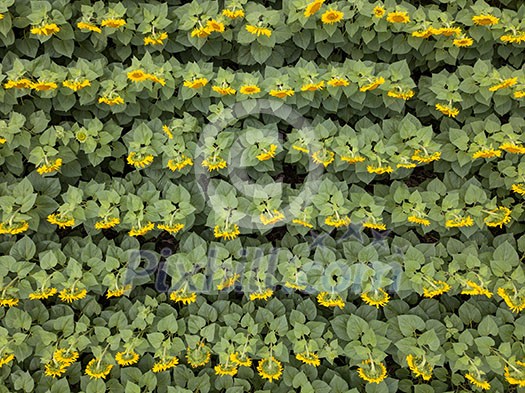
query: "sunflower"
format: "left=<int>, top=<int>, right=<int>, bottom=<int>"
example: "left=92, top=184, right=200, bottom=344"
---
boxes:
left=483, top=206, right=511, bottom=228
left=170, top=289, right=197, bottom=305
left=472, top=14, right=499, bottom=26
left=0, top=353, right=14, bottom=368
left=423, top=280, right=451, bottom=298
left=207, top=19, right=225, bottom=33
left=512, top=184, right=525, bottom=195
left=453, top=36, right=474, bottom=47
left=325, top=215, right=351, bottom=228
left=106, top=284, right=132, bottom=299
left=373, top=6, right=386, bottom=18
left=464, top=373, right=490, bottom=390
left=77, top=21, right=101, bottom=33
left=115, top=351, right=140, bottom=367
left=311, top=149, right=335, bottom=167
left=212, top=85, right=236, bottom=95
left=256, top=144, right=278, bottom=161
left=202, top=155, right=227, bottom=171
left=317, top=291, right=345, bottom=308
left=144, top=32, right=168, bottom=45
left=292, top=218, right=314, bottom=228
left=292, top=144, right=309, bottom=153
left=445, top=215, right=474, bottom=228
left=127, top=152, right=154, bottom=168
left=127, top=69, right=150, bottom=82
left=257, top=357, right=283, bottom=382
left=357, top=359, right=388, bottom=384
left=361, top=288, right=390, bottom=308
left=98, top=95, right=124, bottom=105
left=321, top=9, right=344, bottom=24
left=397, top=162, right=416, bottom=169
left=128, top=221, right=155, bottom=236
left=304, top=0, right=325, bottom=17
left=4, top=78, right=33, bottom=89
left=95, top=217, right=120, bottom=230
left=0, top=297, right=19, bottom=307
left=214, top=224, right=240, bottom=240
left=44, top=359, right=68, bottom=378
left=47, top=213, right=75, bottom=228
left=191, top=26, right=212, bottom=38
left=245, top=25, right=272, bottom=37
left=387, top=89, right=415, bottom=100
left=284, top=281, right=307, bottom=290
left=217, top=274, right=240, bottom=291
left=29, top=287, right=57, bottom=300
left=222, top=8, right=245, bottom=19
left=0, top=221, right=30, bottom=235
left=148, top=74, right=166, bottom=87
left=186, top=344, right=211, bottom=368
left=32, top=81, right=58, bottom=91
left=239, top=85, right=261, bottom=95
left=497, top=287, right=525, bottom=313
left=406, top=354, right=433, bottom=380
left=504, top=361, right=525, bottom=387
left=363, top=221, right=387, bottom=230
left=30, top=23, right=61, bottom=36
left=53, top=349, right=79, bottom=365
left=230, top=352, right=252, bottom=367
left=269, top=88, right=294, bottom=98
left=37, top=158, right=63, bottom=175
left=434, top=26, right=462, bottom=36
left=327, top=76, right=350, bottom=87
left=461, top=280, right=492, bottom=298
left=152, top=356, right=179, bottom=373
left=360, top=77, right=385, bottom=92
left=500, top=142, right=525, bottom=154
left=386, top=11, right=410, bottom=24
left=157, top=223, right=185, bottom=234
left=472, top=148, right=501, bottom=159
left=167, top=156, right=193, bottom=172
left=341, top=155, right=365, bottom=164
left=101, top=18, right=126, bottom=28
left=183, top=77, right=208, bottom=89
left=500, top=33, right=525, bottom=44
left=214, top=363, right=238, bottom=376
left=249, top=288, right=274, bottom=301
left=259, top=210, right=285, bottom=225
left=435, top=103, right=460, bottom=117
left=85, top=358, right=113, bottom=379
left=296, top=352, right=320, bottom=366
left=301, top=81, right=325, bottom=91
left=489, top=77, right=518, bottom=92
left=62, top=79, right=91, bottom=91
left=412, top=28, right=435, bottom=39
left=367, top=164, right=393, bottom=174
left=411, top=150, right=441, bottom=164
left=59, top=287, right=87, bottom=303
left=407, top=215, right=431, bottom=226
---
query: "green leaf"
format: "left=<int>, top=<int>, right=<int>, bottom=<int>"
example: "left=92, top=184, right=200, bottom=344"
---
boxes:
left=491, top=242, right=519, bottom=276
left=397, top=315, right=425, bottom=337
left=10, top=236, right=36, bottom=261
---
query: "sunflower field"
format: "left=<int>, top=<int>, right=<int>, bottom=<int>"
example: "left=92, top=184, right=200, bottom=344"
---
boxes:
left=2, top=0, right=525, bottom=391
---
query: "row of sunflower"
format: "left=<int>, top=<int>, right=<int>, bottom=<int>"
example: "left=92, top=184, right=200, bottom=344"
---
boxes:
left=1, top=275, right=524, bottom=312
left=10, top=0, right=525, bottom=51
left=0, top=171, right=519, bottom=237
left=1, top=278, right=524, bottom=389
left=2, top=59, right=524, bottom=108
left=3, top=107, right=525, bottom=181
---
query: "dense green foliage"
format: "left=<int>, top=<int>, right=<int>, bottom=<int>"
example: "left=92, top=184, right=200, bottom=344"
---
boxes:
left=1, top=0, right=525, bottom=392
